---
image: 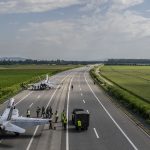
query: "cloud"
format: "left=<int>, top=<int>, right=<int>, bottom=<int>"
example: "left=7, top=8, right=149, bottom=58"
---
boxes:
left=0, top=0, right=83, bottom=14
left=17, top=5, right=150, bottom=60
left=1, top=0, right=150, bottom=60
left=111, top=0, right=144, bottom=10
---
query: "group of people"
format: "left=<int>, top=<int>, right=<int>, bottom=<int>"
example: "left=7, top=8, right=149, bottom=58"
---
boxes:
left=26, top=106, right=67, bottom=130
left=36, top=106, right=53, bottom=118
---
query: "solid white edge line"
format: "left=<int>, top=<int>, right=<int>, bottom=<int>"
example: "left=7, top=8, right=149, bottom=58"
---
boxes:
left=26, top=74, right=70, bottom=150
left=93, top=128, right=99, bottom=139
left=84, top=72, right=138, bottom=150
left=66, top=77, right=74, bottom=150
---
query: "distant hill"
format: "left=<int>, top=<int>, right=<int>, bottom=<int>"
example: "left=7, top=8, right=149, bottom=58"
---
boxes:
left=0, top=57, right=27, bottom=61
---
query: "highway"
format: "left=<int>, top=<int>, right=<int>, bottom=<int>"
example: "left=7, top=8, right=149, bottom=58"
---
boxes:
left=0, top=67, right=149, bottom=150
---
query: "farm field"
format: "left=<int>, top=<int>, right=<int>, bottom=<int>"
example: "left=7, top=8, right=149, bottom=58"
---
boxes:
left=100, top=65, right=150, bottom=103
left=0, top=64, right=79, bottom=103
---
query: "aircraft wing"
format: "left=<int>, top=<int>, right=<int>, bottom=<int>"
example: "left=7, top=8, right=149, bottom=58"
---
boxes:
left=11, top=117, right=50, bottom=128
left=4, top=121, right=25, bottom=133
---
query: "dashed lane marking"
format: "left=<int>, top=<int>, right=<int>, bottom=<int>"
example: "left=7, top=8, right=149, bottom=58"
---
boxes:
left=81, top=93, right=83, bottom=96
left=16, top=91, right=33, bottom=105
left=37, top=95, right=41, bottom=99
left=83, top=100, right=85, bottom=103
left=29, top=103, right=33, bottom=108
left=93, top=128, right=99, bottom=139
left=87, top=110, right=89, bottom=114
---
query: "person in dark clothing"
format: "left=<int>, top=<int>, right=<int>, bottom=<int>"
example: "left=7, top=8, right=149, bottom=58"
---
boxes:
left=71, top=85, right=73, bottom=89
left=49, top=120, right=53, bottom=129
left=41, top=106, right=45, bottom=118
left=36, top=107, right=41, bottom=118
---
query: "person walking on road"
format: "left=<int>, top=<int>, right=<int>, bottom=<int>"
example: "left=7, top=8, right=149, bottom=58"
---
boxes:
left=36, top=106, right=41, bottom=118
left=26, top=109, right=31, bottom=117
left=55, top=110, right=59, bottom=123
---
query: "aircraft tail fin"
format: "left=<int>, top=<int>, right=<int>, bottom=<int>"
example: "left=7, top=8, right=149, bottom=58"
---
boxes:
left=45, top=74, right=49, bottom=83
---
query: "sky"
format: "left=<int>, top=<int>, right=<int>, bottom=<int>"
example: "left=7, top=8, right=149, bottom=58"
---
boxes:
left=0, top=0, right=150, bottom=61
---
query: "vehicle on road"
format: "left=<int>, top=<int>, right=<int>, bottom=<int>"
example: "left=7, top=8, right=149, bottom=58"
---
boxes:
left=72, top=108, right=90, bottom=130
left=0, top=98, right=51, bottom=135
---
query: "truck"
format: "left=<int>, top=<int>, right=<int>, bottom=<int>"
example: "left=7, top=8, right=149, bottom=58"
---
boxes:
left=72, top=108, right=90, bottom=130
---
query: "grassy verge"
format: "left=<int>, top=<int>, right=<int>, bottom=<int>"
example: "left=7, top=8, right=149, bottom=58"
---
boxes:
left=0, top=65, right=80, bottom=104
left=90, top=66, right=150, bottom=123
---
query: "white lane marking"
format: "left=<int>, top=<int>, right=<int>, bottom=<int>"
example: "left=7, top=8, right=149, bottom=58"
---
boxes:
left=80, top=88, right=81, bottom=91
left=37, top=95, right=41, bottom=99
left=26, top=74, right=70, bottom=150
left=87, top=110, right=89, bottom=114
left=93, top=128, right=99, bottom=139
left=84, top=72, right=138, bottom=150
left=26, top=126, right=38, bottom=150
left=66, top=77, right=74, bottom=150
left=16, top=91, right=33, bottom=105
left=29, top=103, right=33, bottom=108
left=83, top=100, right=85, bottom=103
left=81, top=93, right=83, bottom=96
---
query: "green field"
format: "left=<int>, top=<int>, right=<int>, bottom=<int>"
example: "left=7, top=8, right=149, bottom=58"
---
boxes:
left=90, top=65, right=150, bottom=120
left=100, top=65, right=150, bottom=103
left=0, top=65, right=79, bottom=103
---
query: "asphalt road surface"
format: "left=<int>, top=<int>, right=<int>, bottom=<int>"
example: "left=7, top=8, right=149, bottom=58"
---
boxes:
left=0, top=67, right=149, bottom=150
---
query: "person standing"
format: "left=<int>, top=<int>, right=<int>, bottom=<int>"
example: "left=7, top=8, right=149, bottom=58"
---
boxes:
left=49, top=106, right=53, bottom=118
left=77, top=120, right=82, bottom=131
left=36, top=106, right=41, bottom=118
left=63, top=117, right=67, bottom=130
left=41, top=106, right=46, bottom=118
left=46, top=107, right=50, bottom=118
left=61, top=110, right=65, bottom=125
left=49, top=120, right=53, bottom=129
left=26, top=109, right=31, bottom=117
left=55, top=110, right=59, bottom=123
